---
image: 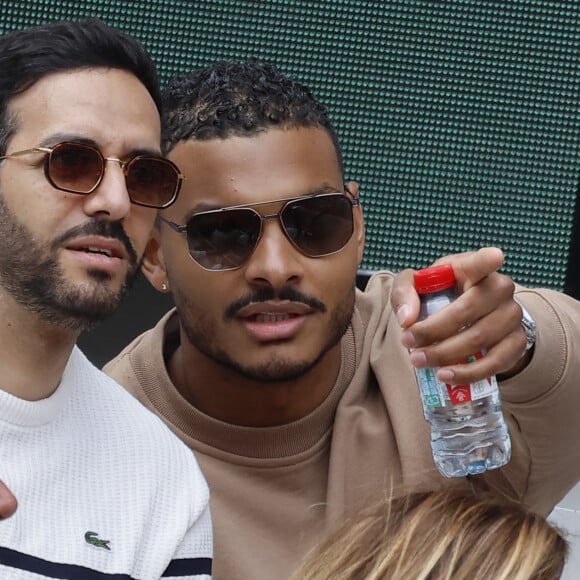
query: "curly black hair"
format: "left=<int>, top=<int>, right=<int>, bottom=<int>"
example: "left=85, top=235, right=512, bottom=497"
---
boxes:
left=161, top=59, right=343, bottom=171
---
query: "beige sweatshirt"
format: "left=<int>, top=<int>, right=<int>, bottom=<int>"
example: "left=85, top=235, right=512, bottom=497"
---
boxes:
left=105, top=271, right=580, bottom=580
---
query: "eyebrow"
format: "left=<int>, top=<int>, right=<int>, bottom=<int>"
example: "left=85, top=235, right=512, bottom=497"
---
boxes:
left=39, top=133, right=162, bottom=158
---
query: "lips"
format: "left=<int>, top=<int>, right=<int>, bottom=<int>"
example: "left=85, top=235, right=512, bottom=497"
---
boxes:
left=236, top=301, right=312, bottom=319
left=253, top=312, right=295, bottom=323
left=64, top=236, right=128, bottom=261
left=85, top=246, right=114, bottom=258
left=236, top=301, right=312, bottom=341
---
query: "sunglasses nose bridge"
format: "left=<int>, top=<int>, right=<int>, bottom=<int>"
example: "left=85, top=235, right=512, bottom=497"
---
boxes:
left=251, top=208, right=305, bottom=263
left=103, top=155, right=127, bottom=174
left=257, top=210, right=290, bottom=243
left=84, top=154, right=134, bottom=205
left=87, top=155, right=127, bottom=196
left=261, top=211, right=282, bottom=221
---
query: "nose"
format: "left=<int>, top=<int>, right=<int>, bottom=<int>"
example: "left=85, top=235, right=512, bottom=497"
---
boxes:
left=81, top=158, right=132, bottom=221
left=243, top=217, right=304, bottom=288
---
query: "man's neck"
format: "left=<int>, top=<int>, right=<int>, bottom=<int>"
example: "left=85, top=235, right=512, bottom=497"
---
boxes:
left=0, top=295, right=78, bottom=401
left=168, top=333, right=342, bottom=428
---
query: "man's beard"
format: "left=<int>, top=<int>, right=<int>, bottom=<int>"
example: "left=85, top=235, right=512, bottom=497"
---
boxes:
left=0, top=197, right=139, bottom=332
left=175, top=284, right=354, bottom=383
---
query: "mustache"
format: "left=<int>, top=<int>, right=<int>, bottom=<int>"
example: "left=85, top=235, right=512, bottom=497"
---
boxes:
left=51, top=220, right=138, bottom=266
left=225, top=286, right=326, bottom=319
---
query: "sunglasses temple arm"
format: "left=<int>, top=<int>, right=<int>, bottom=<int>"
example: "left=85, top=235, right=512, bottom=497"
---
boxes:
left=159, top=215, right=188, bottom=234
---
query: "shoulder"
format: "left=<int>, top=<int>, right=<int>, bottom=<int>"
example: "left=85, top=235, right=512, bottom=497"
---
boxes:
left=61, top=349, right=210, bottom=547
left=67, top=347, right=193, bottom=460
left=355, top=270, right=396, bottom=308
left=352, top=270, right=397, bottom=331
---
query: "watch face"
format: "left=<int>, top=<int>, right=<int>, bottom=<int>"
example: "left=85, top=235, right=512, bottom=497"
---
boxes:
left=518, top=302, right=537, bottom=351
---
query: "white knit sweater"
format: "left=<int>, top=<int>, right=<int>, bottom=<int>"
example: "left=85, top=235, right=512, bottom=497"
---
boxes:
left=0, top=347, right=212, bottom=579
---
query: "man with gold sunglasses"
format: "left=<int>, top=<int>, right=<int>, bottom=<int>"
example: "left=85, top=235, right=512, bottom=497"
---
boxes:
left=0, top=19, right=212, bottom=579
left=106, top=60, right=580, bottom=580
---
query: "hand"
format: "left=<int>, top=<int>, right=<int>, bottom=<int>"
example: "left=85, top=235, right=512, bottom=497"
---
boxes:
left=391, top=247, right=529, bottom=385
left=0, top=480, right=17, bottom=520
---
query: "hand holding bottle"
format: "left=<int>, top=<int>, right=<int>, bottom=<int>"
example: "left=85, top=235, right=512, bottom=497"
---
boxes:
left=391, top=247, right=528, bottom=385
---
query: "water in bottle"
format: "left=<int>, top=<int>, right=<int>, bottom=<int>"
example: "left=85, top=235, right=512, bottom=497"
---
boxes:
left=413, top=264, right=511, bottom=478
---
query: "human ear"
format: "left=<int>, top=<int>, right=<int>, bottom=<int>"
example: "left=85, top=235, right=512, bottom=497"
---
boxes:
left=346, top=180, right=365, bottom=264
left=141, top=229, right=169, bottom=293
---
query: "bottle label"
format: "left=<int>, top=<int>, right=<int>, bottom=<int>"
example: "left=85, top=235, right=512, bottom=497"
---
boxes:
left=415, top=352, right=498, bottom=408
left=415, top=367, right=442, bottom=407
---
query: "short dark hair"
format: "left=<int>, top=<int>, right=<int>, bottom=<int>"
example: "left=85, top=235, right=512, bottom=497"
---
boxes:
left=0, top=18, right=161, bottom=155
left=161, top=59, right=343, bottom=172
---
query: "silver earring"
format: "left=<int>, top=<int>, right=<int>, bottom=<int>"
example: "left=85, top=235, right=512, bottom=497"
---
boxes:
left=161, top=283, right=168, bottom=292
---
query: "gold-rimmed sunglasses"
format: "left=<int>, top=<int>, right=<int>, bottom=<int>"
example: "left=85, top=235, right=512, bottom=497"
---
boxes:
left=0, top=141, right=183, bottom=209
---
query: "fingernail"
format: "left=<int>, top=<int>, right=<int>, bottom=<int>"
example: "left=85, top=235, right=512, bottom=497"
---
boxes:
left=409, top=350, right=427, bottom=367
left=401, top=330, right=417, bottom=349
left=396, top=304, right=409, bottom=327
left=437, top=368, right=455, bottom=382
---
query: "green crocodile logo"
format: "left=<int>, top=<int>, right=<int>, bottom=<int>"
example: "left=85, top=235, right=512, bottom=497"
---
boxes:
left=84, top=531, right=111, bottom=551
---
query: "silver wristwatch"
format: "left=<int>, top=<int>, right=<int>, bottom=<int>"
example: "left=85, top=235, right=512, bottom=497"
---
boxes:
left=515, top=299, right=537, bottom=352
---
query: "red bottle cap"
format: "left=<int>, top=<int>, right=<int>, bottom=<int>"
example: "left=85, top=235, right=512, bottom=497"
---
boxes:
left=413, top=264, right=456, bottom=294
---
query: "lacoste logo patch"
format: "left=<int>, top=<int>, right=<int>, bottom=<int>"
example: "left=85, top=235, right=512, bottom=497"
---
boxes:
left=84, top=531, right=111, bottom=551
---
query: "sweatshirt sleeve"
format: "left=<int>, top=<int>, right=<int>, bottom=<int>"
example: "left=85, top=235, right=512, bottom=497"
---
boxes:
left=494, top=287, right=580, bottom=514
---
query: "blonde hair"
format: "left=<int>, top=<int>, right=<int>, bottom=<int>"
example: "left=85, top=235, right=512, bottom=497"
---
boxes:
left=292, top=489, right=568, bottom=580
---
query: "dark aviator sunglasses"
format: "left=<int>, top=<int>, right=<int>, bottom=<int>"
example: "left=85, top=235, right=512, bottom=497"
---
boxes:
left=0, top=141, right=184, bottom=209
left=159, top=192, right=360, bottom=271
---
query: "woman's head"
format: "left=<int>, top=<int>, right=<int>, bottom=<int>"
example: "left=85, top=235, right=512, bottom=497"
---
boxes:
left=293, top=489, right=568, bottom=580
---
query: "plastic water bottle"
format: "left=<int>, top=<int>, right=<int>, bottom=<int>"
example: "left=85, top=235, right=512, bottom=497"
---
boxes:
left=412, top=264, right=511, bottom=478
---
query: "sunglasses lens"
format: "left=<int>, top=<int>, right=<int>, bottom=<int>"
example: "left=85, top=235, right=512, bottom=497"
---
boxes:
left=48, top=143, right=103, bottom=194
left=126, top=157, right=181, bottom=208
left=281, top=195, right=354, bottom=256
left=187, top=209, right=262, bottom=270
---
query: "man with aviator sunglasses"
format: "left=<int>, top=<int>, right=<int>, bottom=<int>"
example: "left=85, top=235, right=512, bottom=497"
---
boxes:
left=0, top=19, right=212, bottom=579
left=105, top=60, right=580, bottom=580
